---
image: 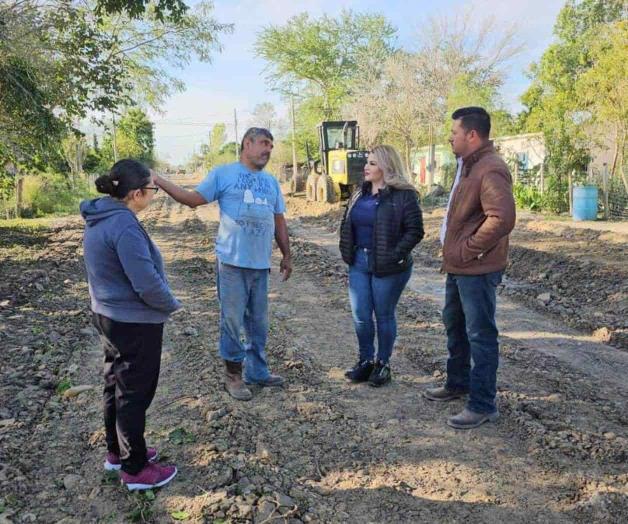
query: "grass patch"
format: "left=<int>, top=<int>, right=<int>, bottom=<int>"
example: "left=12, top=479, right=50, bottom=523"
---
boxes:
left=0, top=217, right=54, bottom=230
left=101, top=471, right=119, bottom=486
left=168, top=427, right=196, bottom=445
left=55, top=378, right=72, bottom=395
left=127, top=491, right=155, bottom=523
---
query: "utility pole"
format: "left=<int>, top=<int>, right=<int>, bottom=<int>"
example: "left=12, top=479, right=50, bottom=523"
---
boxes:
left=291, top=95, right=298, bottom=187
left=112, top=113, right=119, bottom=162
left=427, top=122, right=435, bottom=187
left=234, top=108, right=239, bottom=162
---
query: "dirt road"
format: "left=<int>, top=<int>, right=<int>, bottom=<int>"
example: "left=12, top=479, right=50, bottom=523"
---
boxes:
left=0, top=194, right=626, bottom=523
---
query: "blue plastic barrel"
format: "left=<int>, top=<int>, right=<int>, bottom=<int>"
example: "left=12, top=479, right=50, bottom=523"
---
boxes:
left=573, top=185, right=598, bottom=221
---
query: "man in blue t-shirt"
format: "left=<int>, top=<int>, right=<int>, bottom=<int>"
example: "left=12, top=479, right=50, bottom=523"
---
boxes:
left=154, top=128, right=292, bottom=401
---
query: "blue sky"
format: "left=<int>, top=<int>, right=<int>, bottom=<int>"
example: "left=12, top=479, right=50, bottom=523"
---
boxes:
left=153, top=0, right=565, bottom=164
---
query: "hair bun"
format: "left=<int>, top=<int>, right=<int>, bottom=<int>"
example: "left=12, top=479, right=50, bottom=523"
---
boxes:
left=95, top=174, right=115, bottom=195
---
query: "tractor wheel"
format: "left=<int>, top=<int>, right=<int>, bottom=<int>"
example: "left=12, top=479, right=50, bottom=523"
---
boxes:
left=317, top=175, right=336, bottom=203
left=305, top=173, right=318, bottom=201
left=339, top=183, right=355, bottom=200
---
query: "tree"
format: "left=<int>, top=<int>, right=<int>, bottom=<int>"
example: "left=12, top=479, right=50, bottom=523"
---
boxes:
left=249, top=103, right=278, bottom=132
left=255, top=10, right=396, bottom=119
left=0, top=0, right=231, bottom=179
left=575, top=20, right=628, bottom=190
left=61, top=134, right=89, bottom=184
left=346, top=13, right=521, bottom=171
left=98, top=1, right=232, bottom=110
left=99, top=108, right=155, bottom=166
left=348, top=52, right=427, bottom=171
left=520, top=0, right=626, bottom=207
left=95, top=0, right=188, bottom=22
left=209, top=123, right=227, bottom=155
left=199, top=123, right=240, bottom=170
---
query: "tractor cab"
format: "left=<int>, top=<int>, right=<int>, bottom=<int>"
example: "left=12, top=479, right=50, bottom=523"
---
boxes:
left=305, top=121, right=368, bottom=202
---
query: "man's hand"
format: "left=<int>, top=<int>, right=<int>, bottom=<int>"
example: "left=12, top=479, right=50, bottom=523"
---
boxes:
left=150, top=170, right=166, bottom=188
left=274, top=214, right=291, bottom=280
left=148, top=169, right=207, bottom=208
left=279, top=256, right=292, bottom=281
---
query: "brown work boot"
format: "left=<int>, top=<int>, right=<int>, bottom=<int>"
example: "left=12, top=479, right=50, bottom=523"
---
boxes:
left=224, top=360, right=253, bottom=401
left=447, top=408, right=499, bottom=429
left=423, top=386, right=468, bottom=402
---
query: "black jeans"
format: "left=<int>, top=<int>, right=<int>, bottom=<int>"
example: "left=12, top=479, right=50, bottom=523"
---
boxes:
left=443, top=271, right=502, bottom=414
left=92, top=313, right=163, bottom=475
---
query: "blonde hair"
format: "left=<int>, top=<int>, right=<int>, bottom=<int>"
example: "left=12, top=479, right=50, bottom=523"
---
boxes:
left=370, top=145, right=416, bottom=191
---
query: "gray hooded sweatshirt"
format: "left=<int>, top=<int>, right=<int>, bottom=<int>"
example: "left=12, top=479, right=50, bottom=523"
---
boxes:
left=80, top=197, right=181, bottom=323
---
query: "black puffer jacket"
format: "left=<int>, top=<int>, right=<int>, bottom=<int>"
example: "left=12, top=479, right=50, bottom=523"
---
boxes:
left=339, top=183, right=424, bottom=276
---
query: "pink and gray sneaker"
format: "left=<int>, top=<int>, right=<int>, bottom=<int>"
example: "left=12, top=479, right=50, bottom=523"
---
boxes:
left=104, top=447, right=159, bottom=471
left=120, top=463, right=177, bottom=491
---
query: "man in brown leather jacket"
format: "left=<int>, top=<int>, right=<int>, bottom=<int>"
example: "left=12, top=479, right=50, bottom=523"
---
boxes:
left=423, top=107, right=516, bottom=429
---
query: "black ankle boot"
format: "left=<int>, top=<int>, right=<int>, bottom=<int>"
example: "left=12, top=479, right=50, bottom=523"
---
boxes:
left=344, top=360, right=374, bottom=382
left=368, top=361, right=391, bottom=387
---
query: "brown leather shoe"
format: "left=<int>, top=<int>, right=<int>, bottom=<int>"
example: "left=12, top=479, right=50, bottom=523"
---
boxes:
left=224, top=360, right=253, bottom=401
left=423, top=386, right=468, bottom=402
left=447, top=408, right=499, bottom=429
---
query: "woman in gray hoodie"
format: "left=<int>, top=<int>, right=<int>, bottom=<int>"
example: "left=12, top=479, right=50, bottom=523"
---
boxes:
left=81, top=159, right=180, bottom=491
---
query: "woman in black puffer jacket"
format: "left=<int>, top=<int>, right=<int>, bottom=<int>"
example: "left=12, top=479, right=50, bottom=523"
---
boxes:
left=339, top=145, right=424, bottom=386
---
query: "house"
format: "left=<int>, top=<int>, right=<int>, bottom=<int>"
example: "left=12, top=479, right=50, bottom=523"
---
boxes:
left=411, top=145, right=455, bottom=187
left=411, top=132, right=546, bottom=189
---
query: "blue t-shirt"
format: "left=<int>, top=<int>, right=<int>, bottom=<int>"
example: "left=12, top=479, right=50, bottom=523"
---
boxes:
left=196, top=162, right=286, bottom=269
left=351, top=193, right=378, bottom=249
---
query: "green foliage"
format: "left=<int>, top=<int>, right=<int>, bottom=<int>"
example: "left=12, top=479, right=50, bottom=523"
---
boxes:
left=513, top=175, right=574, bottom=214
left=127, top=491, right=155, bottom=523
left=189, top=123, right=238, bottom=172
left=543, top=174, right=570, bottom=214
left=99, top=108, right=155, bottom=168
left=95, top=0, right=188, bottom=22
left=255, top=10, right=396, bottom=120
left=101, top=470, right=119, bottom=486
left=513, top=183, right=545, bottom=211
left=575, top=20, right=627, bottom=190
left=168, top=427, right=196, bottom=445
left=21, top=172, right=95, bottom=218
left=0, top=57, right=66, bottom=174
left=521, top=0, right=626, bottom=179
left=0, top=0, right=231, bottom=191
left=55, top=378, right=72, bottom=395
left=347, top=14, right=520, bottom=166
left=441, top=162, right=458, bottom=193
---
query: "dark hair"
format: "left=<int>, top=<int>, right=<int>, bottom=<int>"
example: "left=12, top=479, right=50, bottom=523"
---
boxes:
left=240, top=127, right=274, bottom=151
left=451, top=107, right=491, bottom=139
left=95, top=159, right=151, bottom=199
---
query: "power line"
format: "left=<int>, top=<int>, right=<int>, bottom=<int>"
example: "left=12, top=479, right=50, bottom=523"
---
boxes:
left=157, top=133, right=210, bottom=139
left=154, top=122, right=236, bottom=126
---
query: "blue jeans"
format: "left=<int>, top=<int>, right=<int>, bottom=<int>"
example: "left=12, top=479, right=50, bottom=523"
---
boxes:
left=348, top=248, right=412, bottom=364
left=443, top=271, right=502, bottom=414
left=216, top=260, right=271, bottom=382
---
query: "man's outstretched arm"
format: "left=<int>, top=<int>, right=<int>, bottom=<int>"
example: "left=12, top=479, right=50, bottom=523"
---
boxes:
left=153, top=173, right=208, bottom=208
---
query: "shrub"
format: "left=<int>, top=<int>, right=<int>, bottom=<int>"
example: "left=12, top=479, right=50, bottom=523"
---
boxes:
left=513, top=183, right=544, bottom=211
left=21, top=172, right=95, bottom=217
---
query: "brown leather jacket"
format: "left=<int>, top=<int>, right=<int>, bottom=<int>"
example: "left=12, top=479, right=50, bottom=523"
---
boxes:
left=442, top=142, right=516, bottom=275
